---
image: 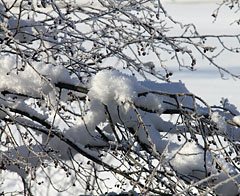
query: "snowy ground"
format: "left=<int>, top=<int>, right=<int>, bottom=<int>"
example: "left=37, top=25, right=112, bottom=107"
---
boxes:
left=162, top=1, right=240, bottom=109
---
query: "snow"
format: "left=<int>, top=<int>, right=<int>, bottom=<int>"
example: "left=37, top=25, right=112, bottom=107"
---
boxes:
left=88, top=70, right=139, bottom=105
left=161, top=2, right=240, bottom=109
left=0, top=145, right=43, bottom=178
left=168, top=142, right=240, bottom=196
left=140, top=80, right=194, bottom=110
left=233, top=116, right=240, bottom=126
left=211, top=112, right=227, bottom=134
left=135, top=93, right=164, bottom=113
left=1, top=65, right=239, bottom=195
left=89, top=70, right=195, bottom=117
left=169, top=143, right=208, bottom=180
left=0, top=55, right=73, bottom=98
left=7, top=17, right=34, bottom=43
left=221, top=98, right=240, bottom=116
left=67, top=70, right=166, bottom=149
left=0, top=8, right=36, bottom=43
left=0, top=1, right=240, bottom=195
left=63, top=70, right=192, bottom=156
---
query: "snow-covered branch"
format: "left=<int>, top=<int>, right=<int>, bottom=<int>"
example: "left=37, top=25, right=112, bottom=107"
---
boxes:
left=0, top=0, right=240, bottom=195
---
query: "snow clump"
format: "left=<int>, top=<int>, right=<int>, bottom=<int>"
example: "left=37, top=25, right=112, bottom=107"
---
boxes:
left=88, top=70, right=166, bottom=114
left=168, top=142, right=240, bottom=196
left=233, top=116, right=240, bottom=126
left=88, top=70, right=139, bottom=105
left=211, top=112, right=227, bottom=134
left=66, top=70, right=167, bottom=148
left=0, top=55, right=72, bottom=97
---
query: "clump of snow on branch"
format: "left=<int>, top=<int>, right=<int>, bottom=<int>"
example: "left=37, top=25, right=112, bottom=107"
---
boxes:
left=211, top=112, right=227, bottom=134
left=66, top=70, right=139, bottom=145
left=88, top=70, right=139, bottom=105
left=66, top=71, right=194, bottom=156
left=233, top=116, right=240, bottom=126
left=140, top=80, right=194, bottom=110
left=0, top=55, right=72, bottom=97
left=169, top=142, right=206, bottom=178
left=82, top=70, right=240, bottom=195
left=135, top=93, right=164, bottom=113
left=168, top=142, right=240, bottom=195
left=0, top=7, right=34, bottom=43
left=67, top=70, right=167, bottom=148
left=221, top=98, right=240, bottom=116
left=0, top=63, right=239, bottom=195
left=7, top=17, right=34, bottom=43
left=0, top=146, right=43, bottom=178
